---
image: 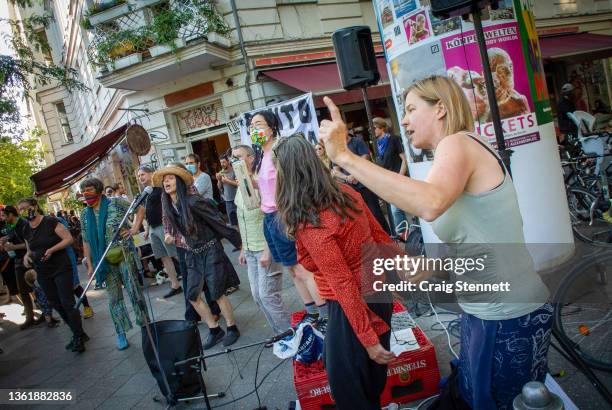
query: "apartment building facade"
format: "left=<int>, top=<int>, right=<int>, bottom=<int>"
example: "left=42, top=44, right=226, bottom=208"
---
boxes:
left=9, top=0, right=612, bottom=203
left=11, top=0, right=391, bottom=203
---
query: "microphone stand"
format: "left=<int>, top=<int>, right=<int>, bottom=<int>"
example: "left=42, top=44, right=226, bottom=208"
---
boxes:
left=174, top=338, right=277, bottom=367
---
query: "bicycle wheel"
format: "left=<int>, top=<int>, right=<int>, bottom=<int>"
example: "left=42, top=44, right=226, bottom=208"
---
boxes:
left=567, top=187, right=612, bottom=247
left=553, top=252, right=612, bottom=371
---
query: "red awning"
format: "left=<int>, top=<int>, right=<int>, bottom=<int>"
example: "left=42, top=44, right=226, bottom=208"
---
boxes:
left=31, top=124, right=128, bottom=196
left=539, top=33, right=612, bottom=60
left=261, top=57, right=391, bottom=107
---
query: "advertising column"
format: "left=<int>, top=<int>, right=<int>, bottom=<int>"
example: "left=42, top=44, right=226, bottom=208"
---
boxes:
left=374, top=0, right=574, bottom=269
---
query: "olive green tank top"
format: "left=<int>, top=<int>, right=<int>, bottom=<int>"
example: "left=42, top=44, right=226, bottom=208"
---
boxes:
left=430, top=134, right=549, bottom=320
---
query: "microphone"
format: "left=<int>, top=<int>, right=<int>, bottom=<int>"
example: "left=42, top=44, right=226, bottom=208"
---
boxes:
left=132, top=186, right=154, bottom=209
left=266, top=327, right=296, bottom=345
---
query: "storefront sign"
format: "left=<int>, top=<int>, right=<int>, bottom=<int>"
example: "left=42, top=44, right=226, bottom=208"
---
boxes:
left=238, top=93, right=319, bottom=146
left=175, top=100, right=226, bottom=135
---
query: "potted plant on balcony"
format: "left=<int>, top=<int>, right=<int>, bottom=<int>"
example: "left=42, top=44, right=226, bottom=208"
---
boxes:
left=95, top=28, right=151, bottom=71
left=148, top=7, right=191, bottom=57
left=88, top=0, right=130, bottom=26
left=196, top=0, right=231, bottom=47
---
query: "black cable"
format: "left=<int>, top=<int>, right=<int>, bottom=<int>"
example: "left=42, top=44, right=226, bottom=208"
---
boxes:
left=254, top=344, right=265, bottom=409
left=211, top=358, right=290, bottom=409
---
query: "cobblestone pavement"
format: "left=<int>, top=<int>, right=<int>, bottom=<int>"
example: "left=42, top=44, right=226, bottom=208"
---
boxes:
left=0, top=241, right=609, bottom=409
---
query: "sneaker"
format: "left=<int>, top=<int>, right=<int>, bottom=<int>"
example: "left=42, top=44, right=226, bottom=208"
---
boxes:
left=47, top=317, right=60, bottom=328
left=298, top=313, right=319, bottom=326
left=83, top=306, right=94, bottom=319
left=203, top=328, right=225, bottom=350
left=72, top=337, right=85, bottom=353
left=65, top=337, right=75, bottom=350
left=116, top=333, right=129, bottom=350
left=65, top=333, right=89, bottom=350
left=223, top=328, right=240, bottom=347
left=314, top=318, right=328, bottom=335
left=163, top=286, right=183, bottom=299
left=224, top=286, right=239, bottom=296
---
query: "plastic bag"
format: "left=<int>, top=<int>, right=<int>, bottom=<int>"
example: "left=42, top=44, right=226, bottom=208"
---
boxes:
left=273, top=322, right=324, bottom=364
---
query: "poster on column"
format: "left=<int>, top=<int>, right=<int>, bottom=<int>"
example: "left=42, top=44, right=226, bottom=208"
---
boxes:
left=238, top=93, right=319, bottom=146
left=441, top=21, right=540, bottom=148
left=375, top=0, right=543, bottom=162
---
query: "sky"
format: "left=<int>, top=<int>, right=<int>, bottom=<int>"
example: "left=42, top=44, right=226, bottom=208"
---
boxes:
left=1, top=0, right=32, bottom=134
left=0, top=0, right=12, bottom=56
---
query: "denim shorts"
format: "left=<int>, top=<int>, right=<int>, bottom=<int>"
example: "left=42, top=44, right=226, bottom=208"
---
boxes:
left=263, top=212, right=297, bottom=267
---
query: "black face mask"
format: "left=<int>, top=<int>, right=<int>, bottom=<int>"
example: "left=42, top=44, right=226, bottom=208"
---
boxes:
left=20, top=208, right=36, bottom=222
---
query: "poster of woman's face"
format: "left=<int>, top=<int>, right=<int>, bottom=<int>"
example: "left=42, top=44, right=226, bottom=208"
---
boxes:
left=404, top=10, right=432, bottom=45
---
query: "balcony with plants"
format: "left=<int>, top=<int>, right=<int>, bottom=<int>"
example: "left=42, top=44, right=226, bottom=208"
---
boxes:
left=84, top=0, right=232, bottom=90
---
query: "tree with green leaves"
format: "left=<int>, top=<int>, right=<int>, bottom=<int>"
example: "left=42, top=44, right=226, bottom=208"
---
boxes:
left=0, top=127, right=45, bottom=204
left=1, top=0, right=87, bottom=137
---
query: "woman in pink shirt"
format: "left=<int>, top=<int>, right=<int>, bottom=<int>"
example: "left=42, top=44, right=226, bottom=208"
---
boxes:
left=249, top=110, right=327, bottom=324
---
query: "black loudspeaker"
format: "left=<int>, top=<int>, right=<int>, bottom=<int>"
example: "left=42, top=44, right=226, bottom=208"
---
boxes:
left=332, top=26, right=380, bottom=90
left=430, top=0, right=497, bottom=18
left=142, top=320, right=207, bottom=404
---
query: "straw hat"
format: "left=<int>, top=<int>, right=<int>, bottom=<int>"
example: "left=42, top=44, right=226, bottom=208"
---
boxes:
left=152, top=163, right=194, bottom=188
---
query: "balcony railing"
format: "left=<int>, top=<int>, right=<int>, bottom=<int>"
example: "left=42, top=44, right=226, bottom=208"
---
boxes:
left=85, top=0, right=230, bottom=74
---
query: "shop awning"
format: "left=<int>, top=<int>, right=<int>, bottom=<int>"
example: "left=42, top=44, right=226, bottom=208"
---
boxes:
left=31, top=124, right=128, bottom=196
left=261, top=57, right=392, bottom=107
left=539, top=33, right=612, bottom=60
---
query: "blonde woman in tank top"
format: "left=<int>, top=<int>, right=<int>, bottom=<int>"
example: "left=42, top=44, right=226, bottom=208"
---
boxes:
left=319, top=75, right=552, bottom=410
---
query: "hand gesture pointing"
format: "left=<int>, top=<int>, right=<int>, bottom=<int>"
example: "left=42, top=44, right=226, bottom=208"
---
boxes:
left=319, top=97, right=351, bottom=163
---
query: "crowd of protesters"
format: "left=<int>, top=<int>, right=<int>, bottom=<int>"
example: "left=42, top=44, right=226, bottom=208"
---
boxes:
left=0, top=74, right=554, bottom=410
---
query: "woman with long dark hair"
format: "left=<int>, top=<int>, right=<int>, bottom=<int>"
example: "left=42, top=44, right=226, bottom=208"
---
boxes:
left=17, top=198, right=87, bottom=352
left=154, top=163, right=243, bottom=349
left=273, top=135, right=396, bottom=410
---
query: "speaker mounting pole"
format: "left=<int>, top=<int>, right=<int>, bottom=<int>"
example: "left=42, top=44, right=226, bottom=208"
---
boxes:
left=361, top=86, right=379, bottom=159
left=471, top=6, right=512, bottom=175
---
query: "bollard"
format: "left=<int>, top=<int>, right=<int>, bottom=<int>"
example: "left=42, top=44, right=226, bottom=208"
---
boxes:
left=513, top=381, right=564, bottom=410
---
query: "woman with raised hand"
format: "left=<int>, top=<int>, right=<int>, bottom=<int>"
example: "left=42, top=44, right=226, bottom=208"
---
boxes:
left=319, top=75, right=552, bottom=409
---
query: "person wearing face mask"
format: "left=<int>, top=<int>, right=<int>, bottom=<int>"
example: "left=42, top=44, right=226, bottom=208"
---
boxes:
left=185, top=153, right=214, bottom=200
left=232, top=145, right=290, bottom=335
left=79, top=177, right=149, bottom=350
left=0, top=206, right=36, bottom=328
left=248, top=111, right=328, bottom=327
left=16, top=198, right=88, bottom=352
left=319, top=76, right=552, bottom=409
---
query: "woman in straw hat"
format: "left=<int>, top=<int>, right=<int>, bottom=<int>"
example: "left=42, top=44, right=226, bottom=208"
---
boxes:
left=154, top=163, right=242, bottom=349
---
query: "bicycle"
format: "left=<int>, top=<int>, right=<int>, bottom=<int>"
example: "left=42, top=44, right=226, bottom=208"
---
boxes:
left=564, top=111, right=612, bottom=247
left=551, top=249, right=612, bottom=404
